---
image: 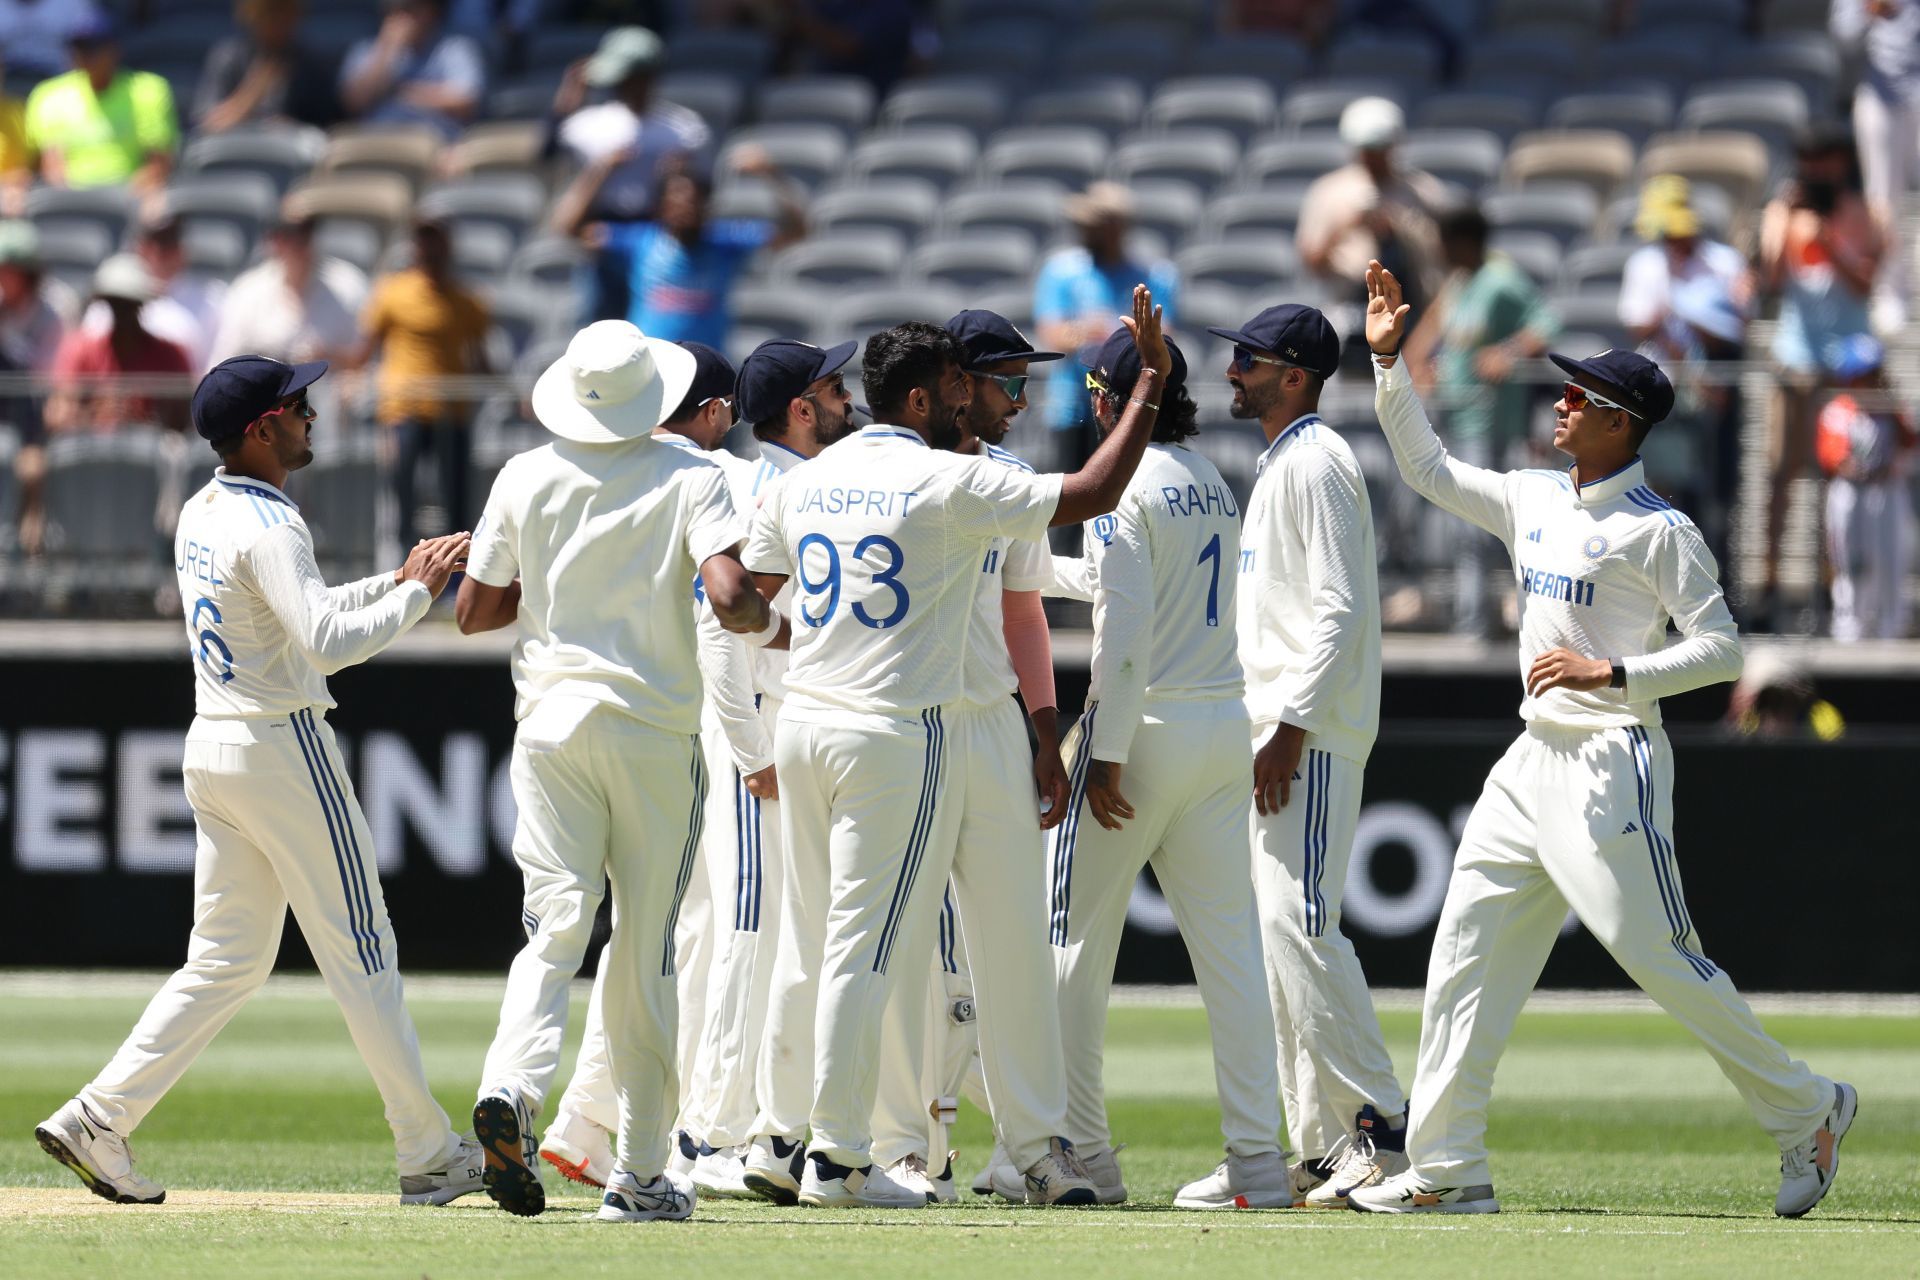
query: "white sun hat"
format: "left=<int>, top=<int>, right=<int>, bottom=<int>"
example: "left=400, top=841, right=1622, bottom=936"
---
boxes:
left=531, top=319, right=698, bottom=444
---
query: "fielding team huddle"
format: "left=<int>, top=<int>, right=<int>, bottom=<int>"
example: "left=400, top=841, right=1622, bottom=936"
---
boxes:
left=37, top=264, right=1857, bottom=1222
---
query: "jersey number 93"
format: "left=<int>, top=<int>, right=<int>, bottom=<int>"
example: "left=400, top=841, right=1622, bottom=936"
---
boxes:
left=796, top=532, right=910, bottom=629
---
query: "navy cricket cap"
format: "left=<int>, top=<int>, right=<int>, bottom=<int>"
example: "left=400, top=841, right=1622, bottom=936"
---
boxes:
left=1088, top=326, right=1188, bottom=394
left=1549, top=349, right=1674, bottom=424
left=191, top=355, right=327, bottom=443
left=677, top=340, right=737, bottom=408
left=1207, top=304, right=1341, bottom=380
left=945, top=309, right=1064, bottom=367
left=735, top=338, right=856, bottom=424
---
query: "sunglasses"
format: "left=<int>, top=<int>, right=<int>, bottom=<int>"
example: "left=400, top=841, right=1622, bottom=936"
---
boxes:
left=1231, top=345, right=1294, bottom=373
left=699, top=394, right=733, bottom=411
left=972, top=371, right=1028, bottom=400
left=1562, top=382, right=1625, bottom=413
left=255, top=393, right=314, bottom=427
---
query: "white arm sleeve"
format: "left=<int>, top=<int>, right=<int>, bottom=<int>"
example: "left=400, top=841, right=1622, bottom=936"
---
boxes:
left=1373, top=353, right=1517, bottom=541
left=697, top=603, right=775, bottom=774
left=1087, top=497, right=1153, bottom=764
left=327, top=572, right=401, bottom=612
left=1624, top=522, right=1744, bottom=700
left=1043, top=552, right=1096, bottom=602
left=249, top=523, right=432, bottom=676
left=1277, top=449, right=1369, bottom=736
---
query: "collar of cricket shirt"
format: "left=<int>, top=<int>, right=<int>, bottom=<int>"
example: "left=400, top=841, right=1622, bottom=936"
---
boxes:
left=215, top=468, right=300, bottom=511
left=654, top=431, right=701, bottom=453
left=859, top=424, right=929, bottom=447
left=759, top=438, right=807, bottom=471
left=1572, top=456, right=1646, bottom=508
left=1256, top=413, right=1322, bottom=474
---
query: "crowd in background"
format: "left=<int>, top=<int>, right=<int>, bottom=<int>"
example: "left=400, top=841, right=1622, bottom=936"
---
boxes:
left=0, top=0, right=1914, bottom=641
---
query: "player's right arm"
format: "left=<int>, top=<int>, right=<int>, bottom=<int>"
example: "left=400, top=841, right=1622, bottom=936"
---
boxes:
left=685, top=464, right=776, bottom=636
left=248, top=523, right=461, bottom=675
left=458, top=471, right=524, bottom=634
left=1366, top=260, right=1517, bottom=541
left=1053, top=284, right=1171, bottom=527
left=1041, top=552, right=1096, bottom=602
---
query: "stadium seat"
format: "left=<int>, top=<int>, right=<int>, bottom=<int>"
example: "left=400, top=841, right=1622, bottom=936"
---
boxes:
left=317, top=126, right=442, bottom=195
left=667, top=28, right=775, bottom=76
left=710, top=182, right=783, bottom=223
left=1059, top=24, right=1187, bottom=84
left=936, top=23, right=1052, bottom=80
left=1242, top=133, right=1349, bottom=187
left=1321, top=31, right=1444, bottom=89
left=1174, top=238, right=1299, bottom=294
left=1202, top=185, right=1313, bottom=241
left=1560, top=241, right=1640, bottom=294
left=658, top=73, right=747, bottom=136
left=180, top=222, right=251, bottom=278
left=1483, top=184, right=1601, bottom=247
left=1638, top=131, right=1773, bottom=213
left=286, top=174, right=415, bottom=254
left=0, top=425, right=16, bottom=559
left=290, top=435, right=381, bottom=580
left=1399, top=129, right=1506, bottom=194
left=1487, top=230, right=1562, bottom=284
left=180, top=123, right=326, bottom=196
left=450, top=223, right=517, bottom=283
left=486, top=284, right=562, bottom=362
left=1599, top=184, right=1736, bottom=244
left=832, top=286, right=967, bottom=341
left=41, top=430, right=168, bottom=593
left=1279, top=80, right=1407, bottom=134
left=1415, top=91, right=1539, bottom=143
left=1545, top=89, right=1676, bottom=149
left=31, top=223, right=114, bottom=295
left=1462, top=34, right=1579, bottom=87
left=1018, top=80, right=1147, bottom=140
left=731, top=283, right=825, bottom=358
left=907, top=233, right=1038, bottom=291
left=1743, top=35, right=1844, bottom=112
left=1636, top=0, right=1746, bottom=32
left=1180, top=34, right=1312, bottom=83
left=1490, top=0, right=1608, bottom=34
left=1120, top=180, right=1205, bottom=246
left=1759, top=0, right=1832, bottom=35
left=310, top=219, right=385, bottom=275
left=1503, top=130, right=1636, bottom=204
left=508, top=234, right=589, bottom=295
left=941, top=182, right=1066, bottom=244
left=449, top=122, right=549, bottom=182
left=525, top=25, right=605, bottom=72
left=485, top=73, right=563, bottom=123
left=1110, top=129, right=1241, bottom=197
left=968, top=286, right=1036, bottom=334
left=848, top=127, right=981, bottom=192
left=161, top=172, right=279, bottom=252
left=1677, top=80, right=1812, bottom=157
left=417, top=174, right=549, bottom=245
left=982, top=127, right=1112, bottom=189
left=1144, top=78, right=1279, bottom=144
left=25, top=186, right=136, bottom=250
left=719, top=125, right=849, bottom=193
left=1592, top=37, right=1706, bottom=90
left=1174, top=281, right=1253, bottom=338
left=1549, top=289, right=1632, bottom=350
left=768, top=234, right=907, bottom=288
left=878, top=77, right=1009, bottom=136
left=755, top=77, right=878, bottom=139
left=808, top=181, right=941, bottom=242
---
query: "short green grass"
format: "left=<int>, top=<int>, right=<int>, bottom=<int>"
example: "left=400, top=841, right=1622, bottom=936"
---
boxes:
left=2, top=976, right=1915, bottom=1279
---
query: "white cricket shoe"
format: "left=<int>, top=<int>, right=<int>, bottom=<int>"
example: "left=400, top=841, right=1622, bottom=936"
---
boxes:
left=473, top=1086, right=545, bottom=1216
left=1079, top=1143, right=1129, bottom=1204
left=799, top=1153, right=924, bottom=1208
left=1346, top=1170, right=1499, bottom=1215
left=596, top=1168, right=696, bottom=1222
left=1175, top=1150, right=1301, bottom=1210
left=742, top=1135, right=807, bottom=1205
left=930, top=1151, right=959, bottom=1204
left=1303, top=1108, right=1411, bottom=1209
left=539, top=1110, right=615, bottom=1189
left=1777, top=1081, right=1858, bottom=1218
left=35, top=1099, right=165, bottom=1205
left=692, top=1145, right=755, bottom=1198
left=884, top=1152, right=952, bottom=1205
left=971, top=1138, right=1013, bottom=1196
left=1018, top=1137, right=1098, bottom=1206
left=400, top=1136, right=487, bottom=1205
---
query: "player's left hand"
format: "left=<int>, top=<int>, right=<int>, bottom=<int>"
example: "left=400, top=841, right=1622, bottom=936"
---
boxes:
left=1253, top=721, right=1307, bottom=816
left=1085, top=759, right=1134, bottom=830
left=1034, top=740, right=1071, bottom=830
left=1527, top=647, right=1612, bottom=698
left=743, top=764, right=778, bottom=801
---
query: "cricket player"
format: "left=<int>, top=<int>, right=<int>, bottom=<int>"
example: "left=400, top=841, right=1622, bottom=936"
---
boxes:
left=871, top=309, right=1071, bottom=1203
left=1034, top=328, right=1288, bottom=1208
left=1350, top=262, right=1857, bottom=1217
left=741, top=291, right=1170, bottom=1209
left=1213, top=303, right=1409, bottom=1207
left=35, top=355, right=483, bottom=1207
left=457, top=321, right=776, bottom=1222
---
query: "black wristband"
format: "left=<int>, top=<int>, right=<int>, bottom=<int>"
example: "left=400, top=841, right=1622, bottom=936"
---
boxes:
left=1609, top=659, right=1627, bottom=690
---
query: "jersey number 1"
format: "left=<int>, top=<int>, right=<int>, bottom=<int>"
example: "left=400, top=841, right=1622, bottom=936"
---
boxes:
left=1197, top=533, right=1221, bottom=628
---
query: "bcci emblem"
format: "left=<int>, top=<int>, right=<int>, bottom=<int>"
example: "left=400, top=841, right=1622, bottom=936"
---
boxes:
left=1583, top=534, right=1610, bottom=560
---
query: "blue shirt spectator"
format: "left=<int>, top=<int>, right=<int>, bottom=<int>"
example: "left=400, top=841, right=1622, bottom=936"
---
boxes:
left=604, top=218, right=771, bottom=349
left=338, top=0, right=484, bottom=141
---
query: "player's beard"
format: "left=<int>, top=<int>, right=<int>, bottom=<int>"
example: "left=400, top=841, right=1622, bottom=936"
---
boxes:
left=1228, top=376, right=1279, bottom=421
left=814, top=399, right=857, bottom=446
left=928, top=388, right=964, bottom=451
left=965, top=398, right=1012, bottom=447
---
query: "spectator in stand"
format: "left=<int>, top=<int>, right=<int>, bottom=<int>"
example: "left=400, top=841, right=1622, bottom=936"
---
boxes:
left=1296, top=97, right=1445, bottom=366
left=348, top=215, right=489, bottom=547
left=338, top=0, right=484, bottom=142
left=0, top=57, right=31, bottom=216
left=1033, top=181, right=1179, bottom=444
left=1756, top=123, right=1885, bottom=630
left=45, top=254, right=192, bottom=436
left=1398, top=203, right=1559, bottom=635
left=24, top=14, right=178, bottom=193
left=1723, top=651, right=1847, bottom=741
left=1832, top=0, right=1920, bottom=331
left=209, top=205, right=368, bottom=366
left=194, top=0, right=338, bottom=134
left=80, top=205, right=226, bottom=371
left=1217, top=0, right=1336, bottom=45
left=1619, top=177, right=1753, bottom=357
left=554, top=146, right=805, bottom=349
left=0, top=220, right=69, bottom=556
left=1815, top=334, right=1915, bottom=641
left=0, top=0, right=104, bottom=80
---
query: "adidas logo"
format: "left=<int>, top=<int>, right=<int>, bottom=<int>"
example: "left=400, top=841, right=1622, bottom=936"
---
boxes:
left=1526, top=528, right=1543, bottom=543
left=1622, top=821, right=1639, bottom=834
left=585, top=388, right=601, bottom=400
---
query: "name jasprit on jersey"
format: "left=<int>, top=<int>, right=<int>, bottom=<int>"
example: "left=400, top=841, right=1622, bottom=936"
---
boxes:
left=791, top=486, right=922, bottom=517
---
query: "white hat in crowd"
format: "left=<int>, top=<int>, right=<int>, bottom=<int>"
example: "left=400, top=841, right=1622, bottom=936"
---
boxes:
left=532, top=320, right=698, bottom=444
left=1339, top=96, right=1405, bottom=151
left=93, top=252, right=158, bottom=303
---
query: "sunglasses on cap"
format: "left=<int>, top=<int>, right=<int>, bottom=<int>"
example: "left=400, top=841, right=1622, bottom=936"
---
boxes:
left=972, top=371, right=1028, bottom=400
left=1562, top=382, right=1625, bottom=413
left=1231, top=345, right=1295, bottom=373
left=256, top=392, right=315, bottom=426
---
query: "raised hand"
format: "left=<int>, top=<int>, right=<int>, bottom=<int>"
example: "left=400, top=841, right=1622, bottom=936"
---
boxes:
left=1118, top=283, right=1171, bottom=378
left=1365, top=259, right=1412, bottom=356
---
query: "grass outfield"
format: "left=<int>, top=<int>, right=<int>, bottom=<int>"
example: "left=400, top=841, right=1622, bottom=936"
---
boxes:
left=1, top=977, right=1915, bottom=1279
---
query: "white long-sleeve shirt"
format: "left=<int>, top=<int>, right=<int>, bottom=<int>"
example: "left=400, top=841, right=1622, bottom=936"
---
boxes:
left=175, top=469, right=432, bottom=717
left=1374, top=355, right=1743, bottom=727
left=744, top=438, right=807, bottom=702
left=1237, top=414, right=1382, bottom=766
left=1053, top=443, right=1246, bottom=764
left=963, top=440, right=1053, bottom=707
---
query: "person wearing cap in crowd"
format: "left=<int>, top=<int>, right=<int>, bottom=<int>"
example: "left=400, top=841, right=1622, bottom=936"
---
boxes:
left=869, top=309, right=1071, bottom=1204
left=338, top=0, right=483, bottom=141
left=1033, top=181, right=1180, bottom=450
left=1815, top=333, right=1915, bottom=642
left=0, top=219, right=69, bottom=556
left=0, top=0, right=107, bottom=80
left=1296, top=97, right=1444, bottom=359
left=210, top=200, right=369, bottom=369
left=1353, top=261, right=1858, bottom=1218
left=194, top=0, right=337, bottom=134
left=1206, top=301, right=1410, bottom=1208
left=347, top=214, right=490, bottom=551
left=1025, top=322, right=1289, bottom=1210
left=79, top=202, right=227, bottom=372
left=454, top=320, right=775, bottom=1222
left=34, top=352, right=484, bottom=1210
left=24, top=12, right=178, bottom=192
left=1619, top=176, right=1752, bottom=361
left=46, top=253, right=192, bottom=436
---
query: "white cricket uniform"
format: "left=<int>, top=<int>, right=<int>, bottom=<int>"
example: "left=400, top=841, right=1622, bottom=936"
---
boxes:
left=77, top=469, right=465, bottom=1176
left=469, top=433, right=743, bottom=1178
left=1374, top=355, right=1836, bottom=1186
left=743, top=424, right=1068, bottom=1170
left=1238, top=412, right=1407, bottom=1159
left=872, top=439, right=1042, bottom=1170
left=1041, top=443, right=1283, bottom=1160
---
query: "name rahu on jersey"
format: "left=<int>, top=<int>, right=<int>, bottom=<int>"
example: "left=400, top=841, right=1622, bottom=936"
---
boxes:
left=790, top=486, right=921, bottom=517
left=1160, top=482, right=1238, bottom=519
left=1520, top=565, right=1596, bottom=607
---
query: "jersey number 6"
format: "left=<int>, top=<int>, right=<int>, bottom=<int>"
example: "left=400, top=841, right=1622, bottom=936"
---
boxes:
left=796, top=533, right=911, bottom=629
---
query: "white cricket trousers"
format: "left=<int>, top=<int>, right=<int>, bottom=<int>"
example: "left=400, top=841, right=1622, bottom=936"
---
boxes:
left=1249, top=724, right=1406, bottom=1159
left=77, top=712, right=461, bottom=1176
left=1407, top=723, right=1834, bottom=1186
left=872, top=888, right=984, bottom=1168
left=758, top=698, right=1072, bottom=1171
left=1827, top=476, right=1915, bottom=642
left=1049, top=706, right=1283, bottom=1159
left=478, top=697, right=706, bottom=1177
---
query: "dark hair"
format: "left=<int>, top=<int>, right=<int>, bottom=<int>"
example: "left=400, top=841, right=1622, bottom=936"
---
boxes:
left=211, top=431, right=246, bottom=459
left=750, top=413, right=787, bottom=442
left=1153, top=382, right=1200, bottom=445
left=862, top=322, right=965, bottom=419
left=1436, top=204, right=1489, bottom=249
left=1627, top=414, right=1654, bottom=450
left=653, top=167, right=712, bottom=209
left=661, top=385, right=706, bottom=427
